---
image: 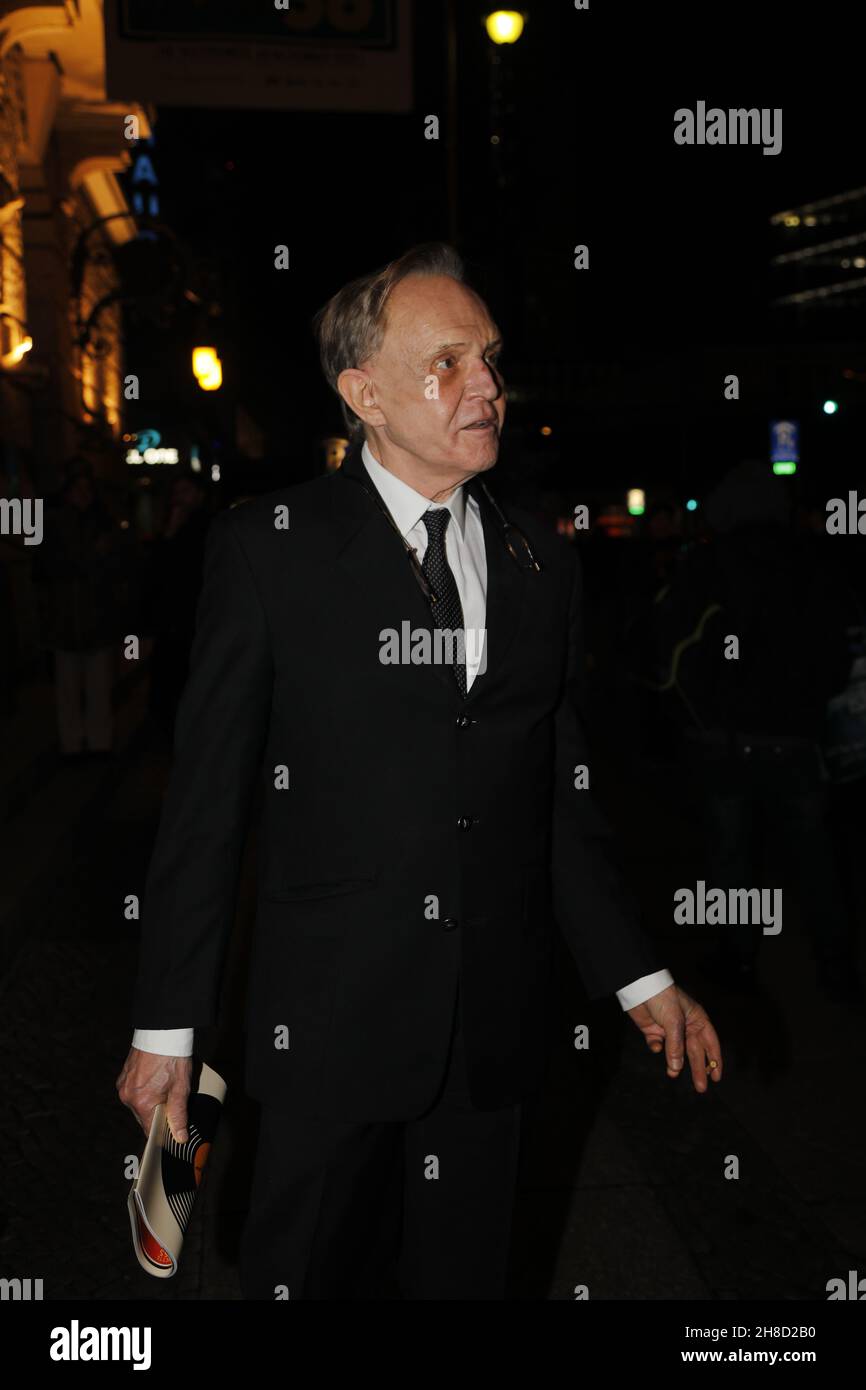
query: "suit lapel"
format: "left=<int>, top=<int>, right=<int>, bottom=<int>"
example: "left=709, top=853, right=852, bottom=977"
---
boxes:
left=463, top=473, right=527, bottom=704
left=330, top=436, right=528, bottom=701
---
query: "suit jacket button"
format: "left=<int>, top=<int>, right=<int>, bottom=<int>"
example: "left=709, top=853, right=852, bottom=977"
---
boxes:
left=457, top=816, right=472, bottom=830
left=442, top=917, right=459, bottom=931
left=456, top=713, right=472, bottom=728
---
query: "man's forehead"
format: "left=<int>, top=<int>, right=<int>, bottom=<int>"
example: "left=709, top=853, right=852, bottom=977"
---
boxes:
left=385, top=277, right=498, bottom=350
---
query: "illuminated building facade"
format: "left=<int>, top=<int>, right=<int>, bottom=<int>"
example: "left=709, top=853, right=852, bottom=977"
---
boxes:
left=0, top=0, right=150, bottom=499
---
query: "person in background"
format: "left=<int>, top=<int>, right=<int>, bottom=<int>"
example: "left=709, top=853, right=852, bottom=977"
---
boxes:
left=32, top=457, right=132, bottom=759
left=648, top=459, right=859, bottom=1004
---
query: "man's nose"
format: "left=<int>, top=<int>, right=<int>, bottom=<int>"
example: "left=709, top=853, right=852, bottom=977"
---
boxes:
left=466, top=357, right=502, bottom=400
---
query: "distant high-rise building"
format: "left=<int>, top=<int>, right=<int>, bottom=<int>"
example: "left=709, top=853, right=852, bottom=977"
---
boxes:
left=770, top=186, right=866, bottom=331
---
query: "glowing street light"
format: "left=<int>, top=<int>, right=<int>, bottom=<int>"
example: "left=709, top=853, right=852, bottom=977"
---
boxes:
left=627, top=487, right=646, bottom=516
left=6, top=334, right=32, bottom=365
left=192, top=346, right=222, bottom=391
left=0, top=312, right=33, bottom=368
left=485, top=10, right=525, bottom=43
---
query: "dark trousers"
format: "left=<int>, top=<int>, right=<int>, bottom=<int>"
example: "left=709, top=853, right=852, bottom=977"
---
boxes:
left=238, top=985, right=523, bottom=1300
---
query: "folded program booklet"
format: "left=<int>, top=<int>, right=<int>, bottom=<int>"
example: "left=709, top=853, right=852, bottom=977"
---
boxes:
left=128, top=1059, right=227, bottom=1278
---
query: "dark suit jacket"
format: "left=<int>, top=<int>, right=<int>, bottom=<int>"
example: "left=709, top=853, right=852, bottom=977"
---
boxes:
left=131, top=435, right=665, bottom=1120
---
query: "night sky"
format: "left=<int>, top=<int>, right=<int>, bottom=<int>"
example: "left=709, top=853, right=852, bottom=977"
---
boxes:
left=132, top=1, right=866, bottom=499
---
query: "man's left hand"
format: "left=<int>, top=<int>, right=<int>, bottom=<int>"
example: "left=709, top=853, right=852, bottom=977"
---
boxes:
left=627, top=984, right=722, bottom=1092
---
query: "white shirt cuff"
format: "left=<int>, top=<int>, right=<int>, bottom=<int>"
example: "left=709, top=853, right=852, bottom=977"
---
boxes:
left=615, top=969, right=674, bottom=1011
left=132, top=1027, right=194, bottom=1056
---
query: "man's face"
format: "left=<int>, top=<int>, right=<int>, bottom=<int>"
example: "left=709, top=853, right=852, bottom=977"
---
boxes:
left=360, top=275, right=506, bottom=481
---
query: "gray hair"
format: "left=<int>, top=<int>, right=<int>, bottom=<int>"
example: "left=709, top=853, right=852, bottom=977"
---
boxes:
left=312, top=241, right=468, bottom=438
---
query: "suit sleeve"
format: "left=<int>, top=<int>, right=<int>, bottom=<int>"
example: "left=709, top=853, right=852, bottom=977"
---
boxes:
left=130, top=509, right=273, bottom=1028
left=551, top=544, right=667, bottom=999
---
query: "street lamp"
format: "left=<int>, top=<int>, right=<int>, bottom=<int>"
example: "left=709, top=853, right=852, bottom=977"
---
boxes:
left=485, top=10, right=525, bottom=43
left=192, top=346, right=222, bottom=391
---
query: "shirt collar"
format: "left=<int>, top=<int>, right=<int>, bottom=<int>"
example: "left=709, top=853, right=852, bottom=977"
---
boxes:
left=361, top=439, right=470, bottom=540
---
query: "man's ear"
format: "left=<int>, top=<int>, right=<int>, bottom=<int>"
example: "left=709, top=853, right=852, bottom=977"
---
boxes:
left=337, top=367, right=386, bottom=428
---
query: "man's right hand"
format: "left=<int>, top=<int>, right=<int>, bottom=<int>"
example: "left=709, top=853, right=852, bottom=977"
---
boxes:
left=116, top=1048, right=193, bottom=1144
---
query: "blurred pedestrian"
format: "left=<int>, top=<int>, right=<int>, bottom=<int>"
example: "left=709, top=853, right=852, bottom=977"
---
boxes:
left=31, top=457, right=132, bottom=758
left=642, top=459, right=860, bottom=1003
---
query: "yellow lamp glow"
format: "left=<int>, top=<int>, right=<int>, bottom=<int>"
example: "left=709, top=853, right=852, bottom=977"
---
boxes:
left=485, top=10, right=525, bottom=43
left=199, top=363, right=222, bottom=390
left=192, top=346, right=222, bottom=391
left=0, top=315, right=33, bottom=366
left=8, top=335, right=33, bottom=365
left=323, top=437, right=349, bottom=472
left=192, top=347, right=215, bottom=377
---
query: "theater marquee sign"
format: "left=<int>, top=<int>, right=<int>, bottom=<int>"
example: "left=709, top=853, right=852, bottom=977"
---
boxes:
left=104, top=0, right=412, bottom=113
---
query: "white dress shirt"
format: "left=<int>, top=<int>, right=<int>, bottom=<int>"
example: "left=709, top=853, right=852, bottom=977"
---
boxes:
left=132, top=440, right=672, bottom=1056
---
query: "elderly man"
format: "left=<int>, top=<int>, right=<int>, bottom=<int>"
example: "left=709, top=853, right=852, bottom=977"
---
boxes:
left=117, top=242, right=722, bottom=1300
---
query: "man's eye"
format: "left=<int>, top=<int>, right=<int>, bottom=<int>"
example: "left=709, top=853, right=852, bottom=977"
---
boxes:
left=435, top=357, right=455, bottom=370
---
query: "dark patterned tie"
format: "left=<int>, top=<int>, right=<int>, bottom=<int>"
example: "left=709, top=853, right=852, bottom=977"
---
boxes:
left=421, top=508, right=467, bottom=697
